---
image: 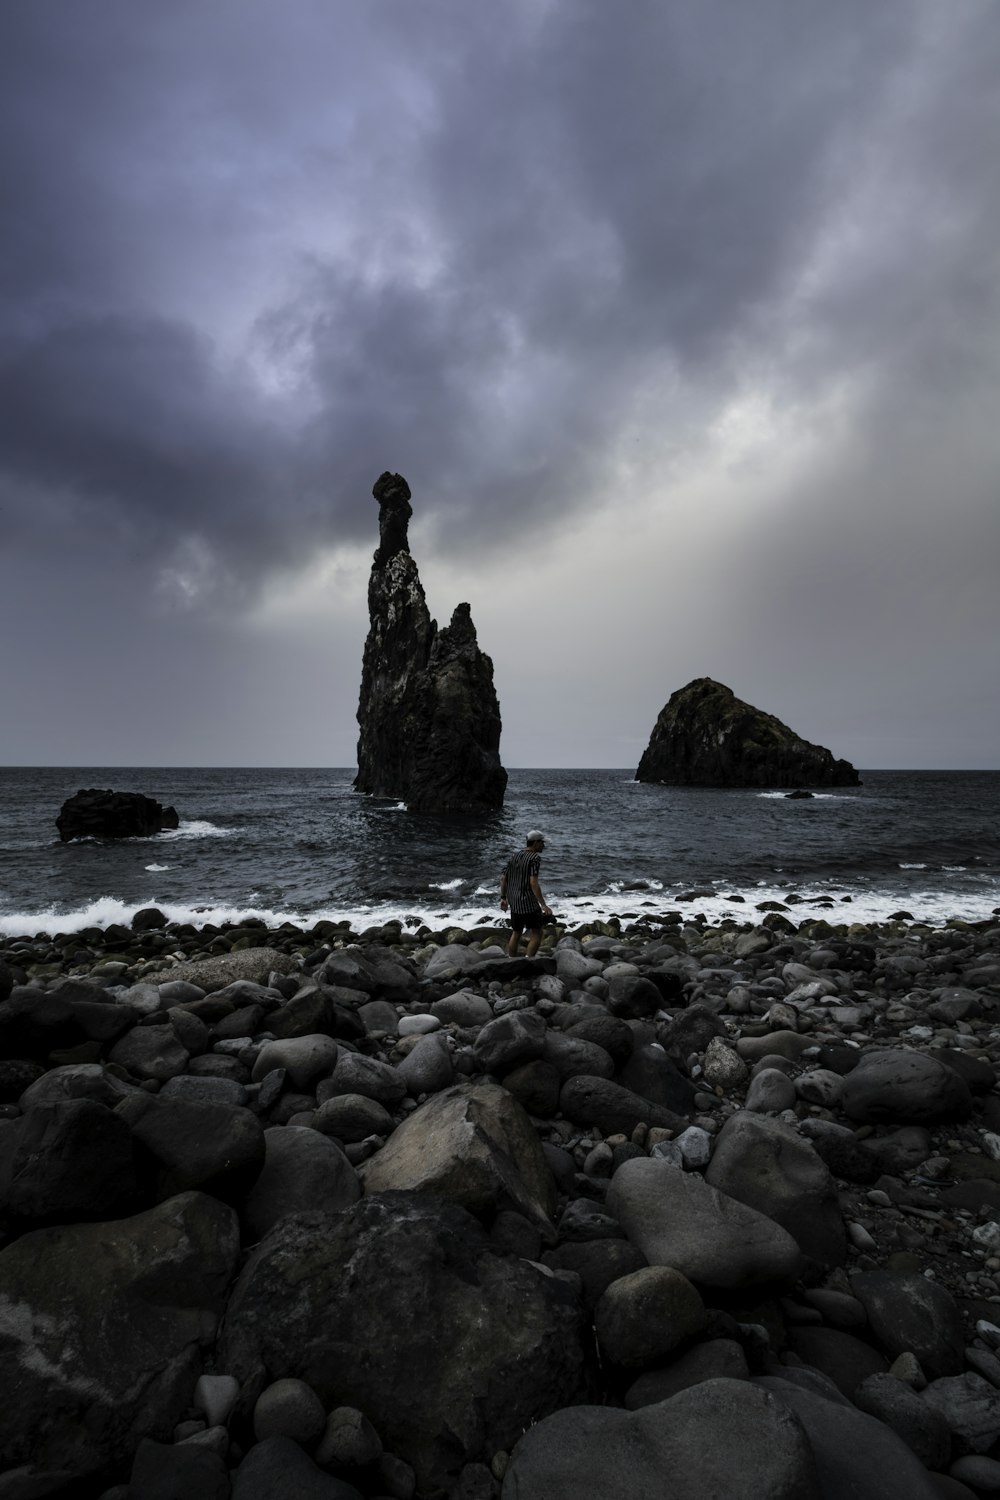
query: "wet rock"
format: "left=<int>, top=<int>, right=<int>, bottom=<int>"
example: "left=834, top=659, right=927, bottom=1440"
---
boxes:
left=56, top=787, right=179, bottom=842
left=851, top=1269, right=965, bottom=1379
left=0, top=1192, right=239, bottom=1492
left=559, top=1075, right=683, bottom=1137
left=396, top=1033, right=455, bottom=1095
left=853, top=1372, right=952, bottom=1470
left=118, top=1093, right=265, bottom=1204
left=754, top=1378, right=944, bottom=1500
left=608, top=1155, right=803, bottom=1291
left=0, top=1098, right=136, bottom=1222
left=220, top=1193, right=585, bottom=1494
left=704, top=1112, right=847, bottom=1270
left=242, top=1126, right=360, bottom=1241
left=232, top=1435, right=363, bottom=1500
left=841, top=1047, right=973, bottom=1124
left=252, top=1035, right=338, bottom=1091
left=623, top=1339, right=750, bottom=1409
left=126, top=1436, right=230, bottom=1500
left=314, top=1093, right=394, bottom=1142
left=783, top=1327, right=888, bottom=1399
left=361, top=1080, right=555, bottom=1229
left=540, top=1240, right=647, bottom=1310
left=922, top=1372, right=1000, bottom=1454
left=616, top=1042, right=696, bottom=1112
left=595, top=1265, right=705, bottom=1368
left=317, top=1050, right=406, bottom=1106
left=108, top=1022, right=191, bottom=1082
left=254, top=1377, right=327, bottom=1444
left=501, top=1377, right=821, bottom=1500
left=431, top=990, right=494, bottom=1027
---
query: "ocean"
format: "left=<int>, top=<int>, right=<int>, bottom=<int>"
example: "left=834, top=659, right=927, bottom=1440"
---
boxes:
left=0, top=767, right=998, bottom=939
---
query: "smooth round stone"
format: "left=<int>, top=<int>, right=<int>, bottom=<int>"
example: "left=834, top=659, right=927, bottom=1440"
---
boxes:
left=794, top=1069, right=844, bottom=1107
left=252, top=1034, right=338, bottom=1090
left=193, top=1373, right=240, bottom=1428
left=253, top=1377, right=327, bottom=1445
left=847, top=1222, right=878, bottom=1252
left=744, top=1068, right=797, bottom=1114
left=313, top=1093, right=394, bottom=1142
left=595, top=1266, right=705, bottom=1368
left=315, top=1406, right=382, bottom=1468
left=951, top=1454, right=1000, bottom=1491
left=397, top=1014, right=441, bottom=1037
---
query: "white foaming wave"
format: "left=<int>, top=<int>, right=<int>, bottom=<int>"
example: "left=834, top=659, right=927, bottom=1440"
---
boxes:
left=756, top=791, right=848, bottom=801
left=3, top=879, right=998, bottom=941
left=159, top=819, right=238, bottom=840
left=899, top=862, right=927, bottom=870
left=429, top=878, right=464, bottom=891
left=145, top=863, right=170, bottom=872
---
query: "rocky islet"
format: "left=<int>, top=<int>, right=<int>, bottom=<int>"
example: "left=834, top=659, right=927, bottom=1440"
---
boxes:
left=636, top=676, right=861, bottom=788
left=354, top=472, right=507, bottom=814
left=1, top=902, right=1000, bottom=1497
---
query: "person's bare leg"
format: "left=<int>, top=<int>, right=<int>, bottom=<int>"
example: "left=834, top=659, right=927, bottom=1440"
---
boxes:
left=507, top=928, right=520, bottom=957
left=525, top=927, right=541, bottom=958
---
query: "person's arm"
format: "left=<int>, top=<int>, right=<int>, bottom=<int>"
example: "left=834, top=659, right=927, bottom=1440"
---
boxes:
left=499, top=869, right=509, bottom=911
left=530, top=872, right=551, bottom=914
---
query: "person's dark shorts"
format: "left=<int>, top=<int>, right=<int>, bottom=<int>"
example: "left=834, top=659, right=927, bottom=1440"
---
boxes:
left=510, top=906, right=544, bottom=933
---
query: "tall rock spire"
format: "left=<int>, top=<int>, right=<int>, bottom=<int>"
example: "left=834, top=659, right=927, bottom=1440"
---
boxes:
left=354, top=472, right=507, bottom=813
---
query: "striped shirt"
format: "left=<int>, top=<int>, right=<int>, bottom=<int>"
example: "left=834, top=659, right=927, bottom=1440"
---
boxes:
left=502, top=848, right=541, bottom=910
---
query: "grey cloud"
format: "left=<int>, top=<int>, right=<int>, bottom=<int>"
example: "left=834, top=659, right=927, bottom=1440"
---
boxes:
left=0, top=1, right=997, bottom=768
left=0, top=1, right=949, bottom=588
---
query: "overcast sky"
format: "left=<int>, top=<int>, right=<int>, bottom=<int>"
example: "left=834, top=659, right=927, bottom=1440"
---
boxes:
left=1, top=1, right=997, bottom=770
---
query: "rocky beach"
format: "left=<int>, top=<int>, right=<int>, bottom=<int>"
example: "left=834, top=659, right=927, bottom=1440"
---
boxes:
left=3, top=901, right=1000, bottom=1498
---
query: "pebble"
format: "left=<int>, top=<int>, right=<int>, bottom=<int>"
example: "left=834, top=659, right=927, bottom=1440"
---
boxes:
left=253, top=1378, right=327, bottom=1445
left=397, top=1013, right=442, bottom=1036
left=847, top=1222, right=879, bottom=1252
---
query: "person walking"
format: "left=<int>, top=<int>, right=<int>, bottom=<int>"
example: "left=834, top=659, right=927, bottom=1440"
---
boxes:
left=499, top=830, right=551, bottom=957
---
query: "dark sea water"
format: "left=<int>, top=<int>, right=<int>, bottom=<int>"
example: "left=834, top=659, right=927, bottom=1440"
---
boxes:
left=1, top=767, right=998, bottom=937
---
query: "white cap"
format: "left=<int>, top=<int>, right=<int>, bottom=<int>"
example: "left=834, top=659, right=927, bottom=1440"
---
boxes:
left=526, top=829, right=546, bottom=843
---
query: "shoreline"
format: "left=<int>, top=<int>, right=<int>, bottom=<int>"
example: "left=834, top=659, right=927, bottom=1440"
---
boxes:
left=3, top=905, right=1000, bottom=978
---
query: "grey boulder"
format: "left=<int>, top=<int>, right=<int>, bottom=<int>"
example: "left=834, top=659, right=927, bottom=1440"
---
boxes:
left=219, top=1193, right=586, bottom=1495
left=232, top=1435, right=363, bottom=1500
left=560, top=1075, right=683, bottom=1137
left=501, top=1378, right=819, bottom=1500
left=753, top=1378, right=950, bottom=1500
left=841, top=1048, right=972, bottom=1124
left=242, top=1126, right=360, bottom=1241
left=0, top=1192, right=239, bottom=1492
left=851, top=1269, right=965, bottom=1379
left=704, top=1111, right=846, bottom=1270
left=607, top=1155, right=802, bottom=1290
left=0, top=1098, right=136, bottom=1222
left=118, top=1093, right=266, bottom=1204
left=361, top=1079, right=556, bottom=1230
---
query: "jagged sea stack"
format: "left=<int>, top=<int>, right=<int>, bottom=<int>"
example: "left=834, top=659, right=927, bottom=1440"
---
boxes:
left=354, top=472, right=507, bottom=813
left=635, top=678, right=861, bottom=788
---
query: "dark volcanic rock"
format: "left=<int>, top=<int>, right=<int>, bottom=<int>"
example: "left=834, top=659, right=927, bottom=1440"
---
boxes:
left=635, top=678, right=860, bottom=788
left=354, top=471, right=507, bottom=813
left=219, top=1193, right=587, bottom=1494
left=56, top=787, right=180, bottom=842
left=0, top=1098, right=136, bottom=1223
left=0, top=1192, right=239, bottom=1493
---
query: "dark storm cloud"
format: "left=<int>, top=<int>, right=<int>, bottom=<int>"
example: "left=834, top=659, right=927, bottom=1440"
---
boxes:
left=2, top=0, right=960, bottom=598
